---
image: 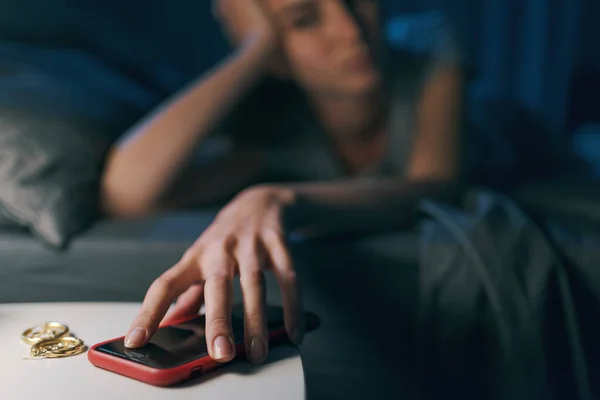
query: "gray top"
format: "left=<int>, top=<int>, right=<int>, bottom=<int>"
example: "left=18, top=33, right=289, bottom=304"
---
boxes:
left=257, top=50, right=459, bottom=183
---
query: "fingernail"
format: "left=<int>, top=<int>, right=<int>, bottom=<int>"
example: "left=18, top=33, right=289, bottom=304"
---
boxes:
left=214, top=336, right=234, bottom=360
left=125, top=327, right=147, bottom=348
left=249, top=337, right=267, bottom=365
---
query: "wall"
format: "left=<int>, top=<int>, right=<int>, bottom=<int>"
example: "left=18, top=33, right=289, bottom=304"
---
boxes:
left=0, top=0, right=593, bottom=130
left=578, top=0, right=600, bottom=71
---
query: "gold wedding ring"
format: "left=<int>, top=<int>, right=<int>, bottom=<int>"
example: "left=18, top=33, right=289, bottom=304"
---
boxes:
left=30, top=336, right=86, bottom=359
left=21, top=322, right=69, bottom=345
left=21, top=322, right=87, bottom=359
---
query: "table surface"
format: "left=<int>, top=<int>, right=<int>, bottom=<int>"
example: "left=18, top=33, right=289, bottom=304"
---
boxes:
left=0, top=303, right=305, bottom=400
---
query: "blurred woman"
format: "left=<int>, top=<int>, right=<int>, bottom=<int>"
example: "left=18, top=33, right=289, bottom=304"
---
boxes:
left=108, top=0, right=464, bottom=366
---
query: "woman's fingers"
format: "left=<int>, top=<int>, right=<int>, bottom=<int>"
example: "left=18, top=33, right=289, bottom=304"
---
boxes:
left=165, top=284, right=205, bottom=323
left=237, top=236, right=268, bottom=365
left=125, top=255, right=201, bottom=348
left=203, top=248, right=237, bottom=363
left=262, top=229, right=304, bottom=345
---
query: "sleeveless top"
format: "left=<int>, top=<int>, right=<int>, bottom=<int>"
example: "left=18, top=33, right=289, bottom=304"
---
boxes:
left=236, top=50, right=460, bottom=183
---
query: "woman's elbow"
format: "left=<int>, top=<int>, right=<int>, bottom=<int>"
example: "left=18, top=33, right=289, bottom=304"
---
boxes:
left=100, top=174, right=157, bottom=219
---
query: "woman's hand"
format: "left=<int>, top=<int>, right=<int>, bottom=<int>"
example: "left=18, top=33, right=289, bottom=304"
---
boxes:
left=124, top=185, right=304, bottom=365
left=214, top=0, right=277, bottom=48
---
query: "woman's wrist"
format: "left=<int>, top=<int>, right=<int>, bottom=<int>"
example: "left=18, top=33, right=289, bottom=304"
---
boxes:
left=238, top=184, right=304, bottom=231
left=241, top=184, right=296, bottom=208
left=239, top=30, right=277, bottom=67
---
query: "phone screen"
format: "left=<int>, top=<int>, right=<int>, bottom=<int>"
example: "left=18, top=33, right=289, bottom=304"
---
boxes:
left=95, top=306, right=317, bottom=369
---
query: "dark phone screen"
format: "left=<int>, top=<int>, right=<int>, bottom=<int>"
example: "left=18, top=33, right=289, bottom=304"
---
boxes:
left=95, top=306, right=317, bottom=369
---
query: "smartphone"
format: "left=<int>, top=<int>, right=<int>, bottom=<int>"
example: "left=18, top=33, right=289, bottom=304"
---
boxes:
left=88, top=305, right=319, bottom=387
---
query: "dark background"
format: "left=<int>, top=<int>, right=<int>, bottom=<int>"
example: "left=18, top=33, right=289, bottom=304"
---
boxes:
left=0, top=0, right=597, bottom=137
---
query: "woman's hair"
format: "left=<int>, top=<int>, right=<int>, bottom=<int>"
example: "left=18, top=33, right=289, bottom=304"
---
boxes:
left=224, top=76, right=304, bottom=145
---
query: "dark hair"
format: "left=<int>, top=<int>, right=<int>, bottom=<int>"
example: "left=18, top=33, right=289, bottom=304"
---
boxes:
left=224, top=76, right=304, bottom=145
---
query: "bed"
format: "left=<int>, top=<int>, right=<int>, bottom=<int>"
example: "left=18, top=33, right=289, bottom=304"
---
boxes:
left=2, top=179, right=599, bottom=399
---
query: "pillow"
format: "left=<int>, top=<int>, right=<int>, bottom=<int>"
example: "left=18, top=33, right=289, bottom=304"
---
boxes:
left=0, top=108, right=113, bottom=248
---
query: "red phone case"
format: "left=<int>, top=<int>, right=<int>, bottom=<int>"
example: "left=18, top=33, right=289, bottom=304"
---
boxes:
left=87, top=314, right=289, bottom=387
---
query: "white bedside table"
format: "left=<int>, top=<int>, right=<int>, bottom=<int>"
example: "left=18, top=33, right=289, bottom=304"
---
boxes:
left=0, top=303, right=305, bottom=400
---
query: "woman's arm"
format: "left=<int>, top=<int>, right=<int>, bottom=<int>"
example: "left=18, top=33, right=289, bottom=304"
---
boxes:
left=157, top=148, right=265, bottom=211
left=121, top=65, right=464, bottom=358
left=274, top=64, right=465, bottom=237
left=101, top=32, right=274, bottom=218
left=276, top=178, right=462, bottom=238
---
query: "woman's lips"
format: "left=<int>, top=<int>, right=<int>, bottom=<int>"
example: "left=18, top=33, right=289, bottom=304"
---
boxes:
left=343, top=53, right=375, bottom=73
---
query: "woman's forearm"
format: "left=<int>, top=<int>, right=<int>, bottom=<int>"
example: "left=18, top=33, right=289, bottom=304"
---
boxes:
left=101, top=34, right=273, bottom=217
left=266, top=178, right=464, bottom=238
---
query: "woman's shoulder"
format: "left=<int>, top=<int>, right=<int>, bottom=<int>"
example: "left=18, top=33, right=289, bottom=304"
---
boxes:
left=383, top=10, right=463, bottom=106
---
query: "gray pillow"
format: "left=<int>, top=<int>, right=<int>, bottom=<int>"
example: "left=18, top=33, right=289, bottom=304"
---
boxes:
left=0, top=108, right=112, bottom=248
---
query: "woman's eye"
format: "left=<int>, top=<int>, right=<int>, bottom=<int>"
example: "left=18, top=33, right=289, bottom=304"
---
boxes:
left=350, top=0, right=378, bottom=10
left=292, top=14, right=319, bottom=29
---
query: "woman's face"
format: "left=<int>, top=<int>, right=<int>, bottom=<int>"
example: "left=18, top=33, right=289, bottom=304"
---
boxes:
left=265, top=0, right=383, bottom=97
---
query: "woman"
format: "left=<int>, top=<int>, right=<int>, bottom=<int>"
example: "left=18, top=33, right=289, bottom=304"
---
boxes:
left=110, top=0, right=464, bottom=366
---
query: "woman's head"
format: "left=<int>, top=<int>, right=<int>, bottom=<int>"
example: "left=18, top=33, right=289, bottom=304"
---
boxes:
left=264, top=0, right=383, bottom=98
